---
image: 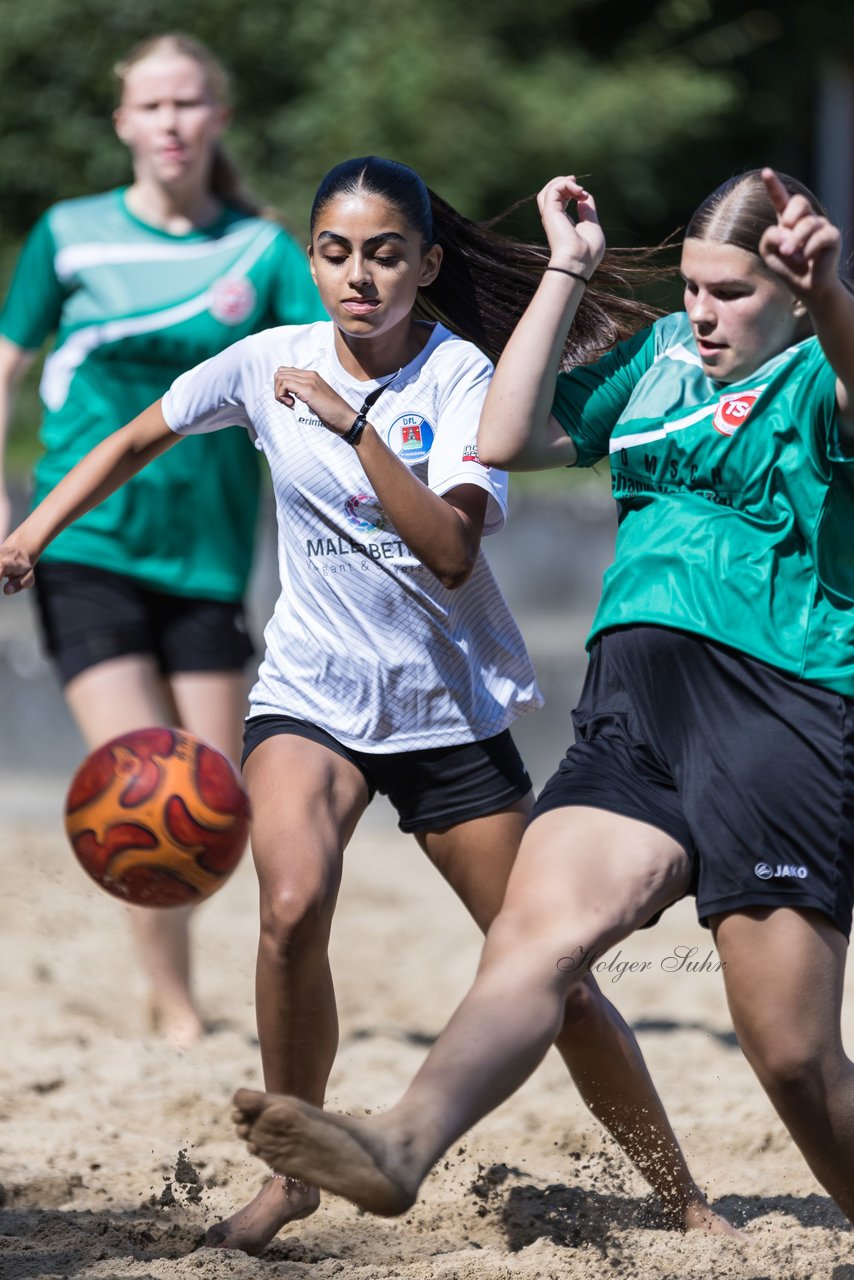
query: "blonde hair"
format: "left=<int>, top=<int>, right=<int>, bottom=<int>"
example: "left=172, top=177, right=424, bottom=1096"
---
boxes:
left=114, top=33, right=260, bottom=215
left=686, top=170, right=826, bottom=255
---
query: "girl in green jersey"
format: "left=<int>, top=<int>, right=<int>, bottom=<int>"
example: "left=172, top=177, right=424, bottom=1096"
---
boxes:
left=227, top=169, right=854, bottom=1230
left=0, top=34, right=322, bottom=1049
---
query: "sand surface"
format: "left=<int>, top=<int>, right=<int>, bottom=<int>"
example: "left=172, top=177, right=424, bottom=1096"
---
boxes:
left=1, top=783, right=853, bottom=1280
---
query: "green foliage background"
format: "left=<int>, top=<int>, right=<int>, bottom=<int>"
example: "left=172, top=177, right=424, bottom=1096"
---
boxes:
left=0, top=0, right=850, bottom=473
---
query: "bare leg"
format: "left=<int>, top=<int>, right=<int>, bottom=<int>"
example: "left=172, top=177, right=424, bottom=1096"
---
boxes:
left=714, top=906, right=854, bottom=1224
left=234, top=808, right=692, bottom=1214
left=205, top=734, right=369, bottom=1253
left=150, top=669, right=246, bottom=1047
left=554, top=983, right=726, bottom=1230
left=416, top=800, right=727, bottom=1232
left=65, top=656, right=208, bottom=1047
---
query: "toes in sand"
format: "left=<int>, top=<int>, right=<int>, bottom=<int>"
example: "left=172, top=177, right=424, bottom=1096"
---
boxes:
left=682, top=1201, right=746, bottom=1239
left=204, top=1175, right=320, bottom=1255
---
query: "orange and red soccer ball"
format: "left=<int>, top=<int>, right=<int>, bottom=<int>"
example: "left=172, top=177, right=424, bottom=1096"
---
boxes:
left=64, top=727, right=250, bottom=907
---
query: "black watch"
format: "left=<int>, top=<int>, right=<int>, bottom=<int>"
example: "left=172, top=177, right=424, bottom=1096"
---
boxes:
left=343, top=413, right=369, bottom=446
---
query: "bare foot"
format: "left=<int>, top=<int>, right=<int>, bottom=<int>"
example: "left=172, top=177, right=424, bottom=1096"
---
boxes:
left=681, top=1199, right=745, bottom=1238
left=232, top=1088, right=417, bottom=1216
left=205, top=1176, right=319, bottom=1255
left=148, top=998, right=205, bottom=1051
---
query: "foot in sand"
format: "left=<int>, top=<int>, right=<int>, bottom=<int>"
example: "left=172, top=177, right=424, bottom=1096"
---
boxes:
left=205, top=1175, right=319, bottom=1255
left=681, top=1199, right=745, bottom=1238
left=232, top=1088, right=419, bottom=1217
left=148, top=997, right=205, bottom=1051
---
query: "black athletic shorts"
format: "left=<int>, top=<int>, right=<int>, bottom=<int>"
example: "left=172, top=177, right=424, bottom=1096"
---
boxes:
left=531, top=625, right=854, bottom=937
left=242, top=714, right=532, bottom=833
left=34, top=560, right=255, bottom=685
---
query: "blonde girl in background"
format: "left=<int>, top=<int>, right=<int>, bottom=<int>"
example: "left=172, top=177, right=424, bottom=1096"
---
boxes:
left=0, top=33, right=323, bottom=1048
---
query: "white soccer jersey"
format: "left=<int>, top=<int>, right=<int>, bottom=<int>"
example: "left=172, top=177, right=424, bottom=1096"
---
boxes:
left=162, top=321, right=543, bottom=751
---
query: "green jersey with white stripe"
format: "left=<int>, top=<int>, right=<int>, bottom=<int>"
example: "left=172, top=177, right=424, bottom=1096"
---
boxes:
left=552, top=311, right=854, bottom=696
left=0, top=188, right=324, bottom=598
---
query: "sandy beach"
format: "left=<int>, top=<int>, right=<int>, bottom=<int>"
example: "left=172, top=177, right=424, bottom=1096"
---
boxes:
left=1, top=776, right=853, bottom=1280
left=1, top=485, right=851, bottom=1279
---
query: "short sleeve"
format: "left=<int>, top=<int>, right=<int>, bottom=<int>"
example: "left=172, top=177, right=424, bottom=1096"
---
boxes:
left=161, top=338, right=255, bottom=438
left=0, top=212, right=65, bottom=350
left=268, top=228, right=327, bottom=326
left=551, top=325, right=656, bottom=467
left=807, top=340, right=854, bottom=603
left=427, top=348, right=508, bottom=536
left=804, top=342, right=854, bottom=465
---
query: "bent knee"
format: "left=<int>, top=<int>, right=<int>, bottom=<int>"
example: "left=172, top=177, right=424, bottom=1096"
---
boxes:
left=559, top=977, right=606, bottom=1028
left=259, top=879, right=338, bottom=957
left=483, top=906, right=607, bottom=994
left=739, top=1029, right=836, bottom=1096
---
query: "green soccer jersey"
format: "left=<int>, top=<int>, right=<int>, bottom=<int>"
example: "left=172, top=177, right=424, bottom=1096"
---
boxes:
left=552, top=311, right=854, bottom=696
left=0, top=189, right=325, bottom=599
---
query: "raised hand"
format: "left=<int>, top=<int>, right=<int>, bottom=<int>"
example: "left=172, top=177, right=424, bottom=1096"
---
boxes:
left=537, top=176, right=606, bottom=281
left=0, top=541, right=35, bottom=595
left=759, top=167, right=841, bottom=300
left=274, top=368, right=357, bottom=438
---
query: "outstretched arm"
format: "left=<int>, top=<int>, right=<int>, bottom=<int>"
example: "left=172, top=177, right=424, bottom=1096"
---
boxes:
left=760, top=168, right=854, bottom=442
left=273, top=368, right=486, bottom=590
left=0, top=401, right=177, bottom=594
left=477, top=176, right=605, bottom=471
left=0, top=337, right=36, bottom=542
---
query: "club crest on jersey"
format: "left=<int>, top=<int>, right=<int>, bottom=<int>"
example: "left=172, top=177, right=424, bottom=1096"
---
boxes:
left=388, top=413, right=434, bottom=462
left=345, top=494, right=390, bottom=533
left=209, top=276, right=257, bottom=326
left=713, top=389, right=762, bottom=437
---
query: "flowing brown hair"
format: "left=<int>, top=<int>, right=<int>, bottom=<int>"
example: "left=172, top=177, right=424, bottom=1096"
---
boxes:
left=310, top=156, right=662, bottom=368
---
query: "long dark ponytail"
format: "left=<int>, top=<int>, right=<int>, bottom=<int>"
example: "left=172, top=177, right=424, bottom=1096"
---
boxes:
left=311, top=156, right=659, bottom=367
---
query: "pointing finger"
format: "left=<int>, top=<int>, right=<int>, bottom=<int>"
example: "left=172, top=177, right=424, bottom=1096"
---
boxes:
left=761, top=167, right=793, bottom=219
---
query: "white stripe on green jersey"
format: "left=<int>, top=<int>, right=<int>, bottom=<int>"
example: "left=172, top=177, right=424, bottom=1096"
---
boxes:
left=0, top=188, right=325, bottom=598
left=42, top=221, right=281, bottom=410
left=53, top=224, right=264, bottom=281
left=552, top=311, right=854, bottom=697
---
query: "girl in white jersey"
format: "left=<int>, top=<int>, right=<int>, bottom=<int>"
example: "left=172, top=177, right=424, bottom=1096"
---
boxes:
left=224, top=169, right=854, bottom=1232
left=0, top=156, right=730, bottom=1252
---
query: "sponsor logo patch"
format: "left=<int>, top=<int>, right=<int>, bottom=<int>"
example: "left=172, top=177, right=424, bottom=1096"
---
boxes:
left=387, top=413, right=434, bottom=462
left=713, top=389, right=762, bottom=436
left=209, top=276, right=257, bottom=326
left=462, top=443, right=480, bottom=463
left=344, top=493, right=389, bottom=533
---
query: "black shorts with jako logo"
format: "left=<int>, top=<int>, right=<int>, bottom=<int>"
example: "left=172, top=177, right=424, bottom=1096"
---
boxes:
left=531, top=625, right=854, bottom=937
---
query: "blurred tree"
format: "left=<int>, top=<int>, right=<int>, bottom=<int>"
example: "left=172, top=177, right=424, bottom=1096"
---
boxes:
left=0, top=0, right=849, bottom=250
left=0, top=0, right=851, bottom=470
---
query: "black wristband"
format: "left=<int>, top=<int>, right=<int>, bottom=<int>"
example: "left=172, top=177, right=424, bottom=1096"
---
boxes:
left=343, top=413, right=369, bottom=446
left=544, top=265, right=590, bottom=285
left=342, top=373, right=400, bottom=447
